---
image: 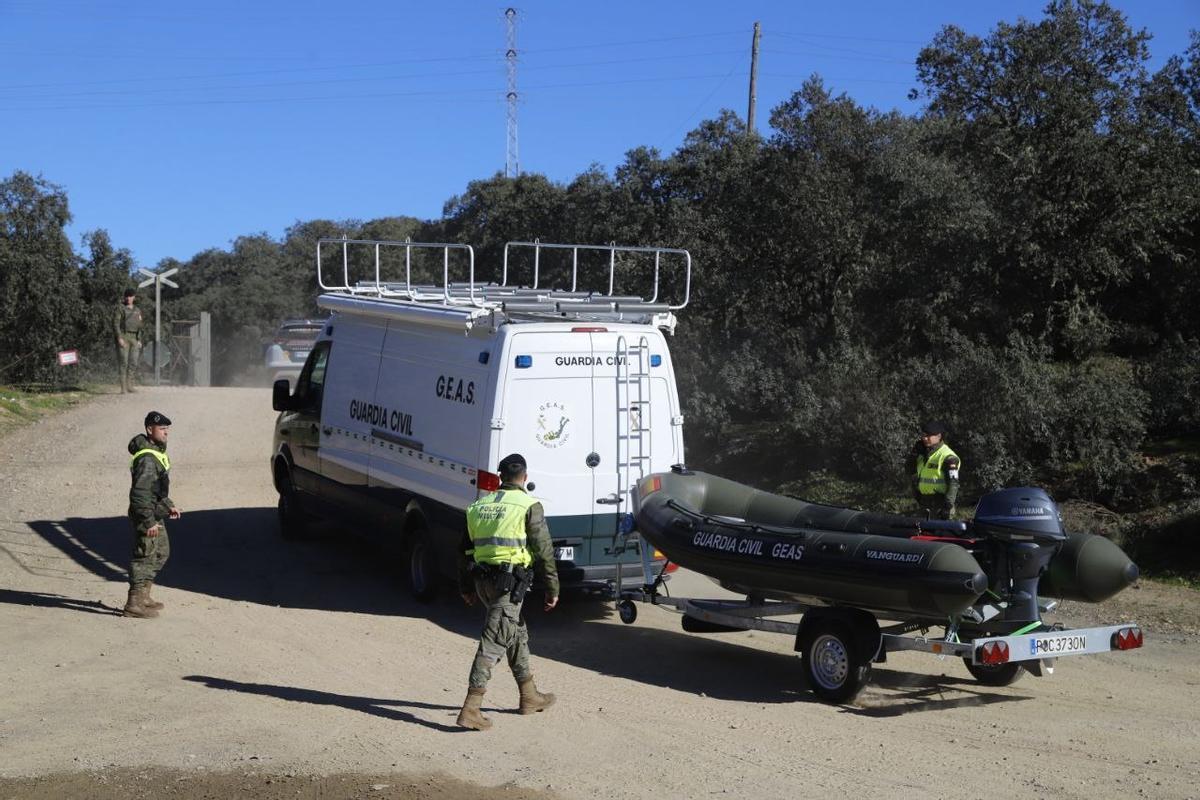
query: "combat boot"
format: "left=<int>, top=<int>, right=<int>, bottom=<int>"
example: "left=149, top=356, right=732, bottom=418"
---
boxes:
left=516, top=675, right=555, bottom=715
left=122, top=585, right=159, bottom=619
left=143, top=581, right=164, bottom=610
left=455, top=687, right=492, bottom=731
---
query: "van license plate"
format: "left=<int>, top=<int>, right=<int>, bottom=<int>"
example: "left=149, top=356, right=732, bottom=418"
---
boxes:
left=554, top=546, right=574, bottom=562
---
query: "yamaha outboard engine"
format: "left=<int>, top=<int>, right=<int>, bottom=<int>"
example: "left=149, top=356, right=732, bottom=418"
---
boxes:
left=971, top=488, right=1067, bottom=627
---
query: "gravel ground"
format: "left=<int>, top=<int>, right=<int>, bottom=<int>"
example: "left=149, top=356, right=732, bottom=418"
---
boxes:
left=0, top=386, right=1197, bottom=800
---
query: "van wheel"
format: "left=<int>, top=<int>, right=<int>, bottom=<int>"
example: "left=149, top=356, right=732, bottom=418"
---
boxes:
left=277, top=479, right=309, bottom=541
left=406, top=525, right=437, bottom=603
left=799, top=619, right=872, bottom=704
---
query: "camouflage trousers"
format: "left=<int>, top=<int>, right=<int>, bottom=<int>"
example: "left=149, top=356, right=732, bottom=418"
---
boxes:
left=117, top=340, right=141, bottom=392
left=467, top=574, right=531, bottom=689
left=129, top=519, right=170, bottom=588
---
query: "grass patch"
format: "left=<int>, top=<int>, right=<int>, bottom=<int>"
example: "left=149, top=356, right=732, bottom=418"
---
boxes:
left=1146, top=573, right=1200, bottom=591
left=0, top=384, right=99, bottom=437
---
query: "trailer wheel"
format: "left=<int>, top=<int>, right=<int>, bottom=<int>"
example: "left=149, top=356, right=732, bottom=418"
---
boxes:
left=963, top=659, right=1024, bottom=687
left=799, top=619, right=872, bottom=704
left=406, top=524, right=437, bottom=603
left=617, top=599, right=638, bottom=624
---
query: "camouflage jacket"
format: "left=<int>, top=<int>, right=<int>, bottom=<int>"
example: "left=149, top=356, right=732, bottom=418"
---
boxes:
left=458, top=483, right=559, bottom=597
left=113, top=303, right=143, bottom=343
left=127, top=433, right=174, bottom=532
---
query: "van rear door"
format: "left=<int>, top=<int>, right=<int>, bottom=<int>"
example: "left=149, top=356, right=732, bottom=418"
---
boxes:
left=497, top=331, right=598, bottom=553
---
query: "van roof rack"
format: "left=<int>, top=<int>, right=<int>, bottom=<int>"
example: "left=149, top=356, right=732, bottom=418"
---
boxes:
left=314, top=238, right=691, bottom=334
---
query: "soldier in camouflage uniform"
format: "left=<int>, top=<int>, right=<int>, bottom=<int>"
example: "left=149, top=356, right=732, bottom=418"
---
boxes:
left=113, top=288, right=143, bottom=393
left=123, top=410, right=182, bottom=618
left=455, top=453, right=559, bottom=731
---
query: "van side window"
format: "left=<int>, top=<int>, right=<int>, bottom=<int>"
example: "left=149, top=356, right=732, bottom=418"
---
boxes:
left=294, top=341, right=331, bottom=412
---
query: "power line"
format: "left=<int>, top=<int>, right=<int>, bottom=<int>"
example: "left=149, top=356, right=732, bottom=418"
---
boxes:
left=663, top=58, right=743, bottom=149
left=0, top=30, right=745, bottom=70
left=762, top=48, right=915, bottom=66
left=771, top=29, right=926, bottom=46
left=760, top=72, right=916, bottom=86
left=0, top=50, right=747, bottom=101
left=0, top=43, right=746, bottom=93
left=0, top=72, right=747, bottom=113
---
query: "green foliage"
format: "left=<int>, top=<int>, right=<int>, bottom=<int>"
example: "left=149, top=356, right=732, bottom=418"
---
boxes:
left=78, top=229, right=135, bottom=372
left=0, top=172, right=83, bottom=382
left=1137, top=336, right=1200, bottom=437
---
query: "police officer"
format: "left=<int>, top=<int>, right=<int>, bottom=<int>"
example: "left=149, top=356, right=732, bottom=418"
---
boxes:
left=123, top=411, right=182, bottom=618
left=911, top=420, right=961, bottom=519
left=455, top=453, right=559, bottom=731
left=113, top=288, right=144, bottom=393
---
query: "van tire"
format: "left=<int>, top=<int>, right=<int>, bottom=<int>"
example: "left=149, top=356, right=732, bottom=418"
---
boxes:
left=406, top=524, right=437, bottom=603
left=277, top=477, right=309, bottom=541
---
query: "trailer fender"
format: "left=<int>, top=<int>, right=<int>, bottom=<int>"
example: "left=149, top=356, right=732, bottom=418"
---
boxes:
left=794, top=607, right=883, bottom=663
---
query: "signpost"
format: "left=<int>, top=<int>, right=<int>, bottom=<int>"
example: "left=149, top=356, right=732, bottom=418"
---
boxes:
left=137, top=267, right=179, bottom=385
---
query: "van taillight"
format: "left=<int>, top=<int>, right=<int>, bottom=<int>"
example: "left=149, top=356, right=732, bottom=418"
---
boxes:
left=571, top=326, right=607, bottom=332
left=477, top=470, right=501, bottom=492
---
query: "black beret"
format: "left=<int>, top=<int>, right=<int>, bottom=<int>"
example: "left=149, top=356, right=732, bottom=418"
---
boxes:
left=145, top=410, right=172, bottom=427
left=920, top=420, right=946, bottom=435
left=123, top=288, right=136, bottom=298
left=498, top=453, right=526, bottom=474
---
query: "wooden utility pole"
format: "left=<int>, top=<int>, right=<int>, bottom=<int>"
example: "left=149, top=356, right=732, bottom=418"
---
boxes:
left=747, top=21, right=761, bottom=134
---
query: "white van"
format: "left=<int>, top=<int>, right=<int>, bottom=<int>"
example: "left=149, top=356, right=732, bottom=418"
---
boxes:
left=271, top=239, right=690, bottom=599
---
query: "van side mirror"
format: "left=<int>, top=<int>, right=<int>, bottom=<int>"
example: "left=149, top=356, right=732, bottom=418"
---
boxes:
left=272, top=379, right=293, bottom=411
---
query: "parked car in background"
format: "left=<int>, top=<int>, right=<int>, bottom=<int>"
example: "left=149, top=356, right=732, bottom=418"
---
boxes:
left=265, top=319, right=325, bottom=385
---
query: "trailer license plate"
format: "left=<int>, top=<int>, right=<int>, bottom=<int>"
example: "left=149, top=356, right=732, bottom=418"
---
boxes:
left=554, top=546, right=574, bottom=561
left=1030, top=633, right=1088, bottom=656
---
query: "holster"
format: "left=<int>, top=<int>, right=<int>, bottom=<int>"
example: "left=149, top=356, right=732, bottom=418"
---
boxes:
left=472, top=562, right=530, bottom=600
left=509, top=565, right=533, bottom=604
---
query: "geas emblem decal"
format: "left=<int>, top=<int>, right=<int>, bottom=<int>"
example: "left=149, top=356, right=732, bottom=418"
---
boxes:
left=535, top=401, right=571, bottom=449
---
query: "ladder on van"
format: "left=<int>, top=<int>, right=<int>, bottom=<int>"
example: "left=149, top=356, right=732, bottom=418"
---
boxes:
left=612, top=335, right=653, bottom=557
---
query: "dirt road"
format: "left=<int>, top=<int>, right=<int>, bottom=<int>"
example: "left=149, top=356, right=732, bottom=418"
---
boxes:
left=0, top=387, right=1197, bottom=799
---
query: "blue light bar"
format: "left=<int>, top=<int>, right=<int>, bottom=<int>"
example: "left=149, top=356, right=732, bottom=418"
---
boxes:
left=650, top=354, right=662, bottom=367
left=515, top=355, right=533, bottom=369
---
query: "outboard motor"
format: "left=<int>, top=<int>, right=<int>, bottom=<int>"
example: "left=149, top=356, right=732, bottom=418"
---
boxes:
left=971, top=488, right=1067, bottom=626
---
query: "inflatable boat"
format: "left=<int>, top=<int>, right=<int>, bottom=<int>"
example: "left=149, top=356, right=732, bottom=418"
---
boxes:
left=633, top=466, right=1138, bottom=627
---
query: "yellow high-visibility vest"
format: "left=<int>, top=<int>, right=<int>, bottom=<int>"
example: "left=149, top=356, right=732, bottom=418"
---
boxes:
left=130, top=448, right=170, bottom=471
left=915, top=443, right=958, bottom=495
left=465, top=489, right=536, bottom=567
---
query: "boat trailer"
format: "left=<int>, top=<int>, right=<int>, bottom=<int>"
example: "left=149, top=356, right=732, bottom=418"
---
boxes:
left=609, top=552, right=1144, bottom=704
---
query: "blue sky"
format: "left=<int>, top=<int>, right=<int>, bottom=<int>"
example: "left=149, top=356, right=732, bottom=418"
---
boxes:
left=1, top=1, right=1195, bottom=269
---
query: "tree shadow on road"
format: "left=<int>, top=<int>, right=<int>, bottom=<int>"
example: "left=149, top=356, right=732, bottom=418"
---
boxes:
left=0, top=588, right=123, bottom=616
left=182, top=675, right=464, bottom=733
